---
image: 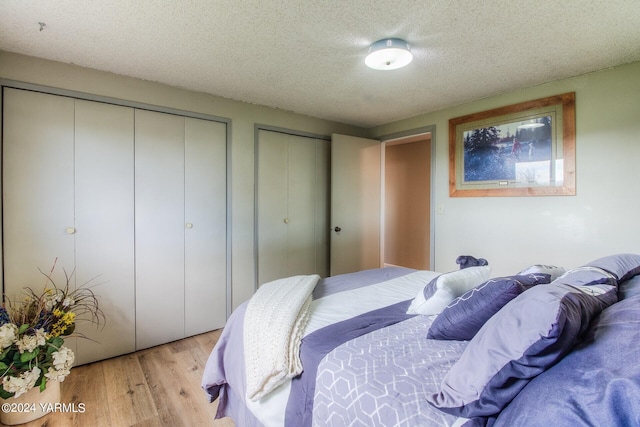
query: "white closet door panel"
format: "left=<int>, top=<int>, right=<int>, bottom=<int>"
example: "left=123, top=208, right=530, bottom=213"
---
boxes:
left=2, top=88, right=75, bottom=296
left=314, top=139, right=330, bottom=278
left=287, top=136, right=317, bottom=276
left=184, top=118, right=227, bottom=336
left=74, top=100, right=135, bottom=363
left=135, top=110, right=185, bottom=349
left=257, top=130, right=289, bottom=285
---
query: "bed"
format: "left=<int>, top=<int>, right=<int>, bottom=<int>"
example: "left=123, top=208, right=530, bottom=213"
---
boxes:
left=202, top=253, right=640, bottom=426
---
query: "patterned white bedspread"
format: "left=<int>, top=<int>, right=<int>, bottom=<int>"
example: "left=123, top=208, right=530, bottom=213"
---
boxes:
left=313, top=315, right=467, bottom=427
left=203, top=267, right=471, bottom=427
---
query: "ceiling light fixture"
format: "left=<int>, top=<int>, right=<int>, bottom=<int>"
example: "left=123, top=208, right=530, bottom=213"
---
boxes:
left=365, top=38, right=413, bottom=70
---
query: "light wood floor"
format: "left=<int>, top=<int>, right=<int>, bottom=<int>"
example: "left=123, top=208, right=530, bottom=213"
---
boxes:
left=3, top=330, right=235, bottom=427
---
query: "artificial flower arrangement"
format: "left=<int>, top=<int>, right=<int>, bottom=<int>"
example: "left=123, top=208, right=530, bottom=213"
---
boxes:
left=0, top=261, right=103, bottom=399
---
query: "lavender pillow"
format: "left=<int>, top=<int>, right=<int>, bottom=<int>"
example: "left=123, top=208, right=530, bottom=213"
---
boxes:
left=619, top=275, right=640, bottom=300
left=427, top=273, right=551, bottom=341
left=553, top=266, right=617, bottom=287
left=406, top=266, right=491, bottom=315
left=426, top=281, right=617, bottom=418
left=584, top=253, right=640, bottom=283
left=494, top=294, right=640, bottom=426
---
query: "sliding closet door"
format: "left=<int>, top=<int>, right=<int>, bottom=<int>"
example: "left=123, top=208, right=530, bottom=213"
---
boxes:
left=135, top=110, right=185, bottom=349
left=74, top=100, right=135, bottom=364
left=184, top=117, right=227, bottom=336
left=2, top=88, right=75, bottom=294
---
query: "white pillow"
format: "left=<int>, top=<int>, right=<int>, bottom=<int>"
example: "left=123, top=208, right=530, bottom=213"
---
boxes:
left=407, top=266, right=491, bottom=315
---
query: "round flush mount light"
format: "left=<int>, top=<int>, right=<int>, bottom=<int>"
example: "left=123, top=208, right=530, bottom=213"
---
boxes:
left=365, top=38, right=413, bottom=70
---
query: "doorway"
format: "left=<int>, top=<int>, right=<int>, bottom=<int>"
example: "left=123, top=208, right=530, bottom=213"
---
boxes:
left=383, top=132, right=432, bottom=270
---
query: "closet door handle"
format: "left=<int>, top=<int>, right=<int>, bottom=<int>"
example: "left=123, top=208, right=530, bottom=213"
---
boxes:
left=65, top=227, right=76, bottom=234
left=186, top=223, right=194, bottom=229
left=334, top=226, right=342, bottom=232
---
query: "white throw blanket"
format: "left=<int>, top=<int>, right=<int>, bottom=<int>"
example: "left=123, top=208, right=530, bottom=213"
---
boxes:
left=244, top=274, right=320, bottom=401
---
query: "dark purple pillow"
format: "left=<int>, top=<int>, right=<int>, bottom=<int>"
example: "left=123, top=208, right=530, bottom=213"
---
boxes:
left=427, top=274, right=550, bottom=341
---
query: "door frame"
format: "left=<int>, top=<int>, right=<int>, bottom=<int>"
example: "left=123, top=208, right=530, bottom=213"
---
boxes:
left=379, top=125, right=436, bottom=270
left=253, top=124, right=331, bottom=291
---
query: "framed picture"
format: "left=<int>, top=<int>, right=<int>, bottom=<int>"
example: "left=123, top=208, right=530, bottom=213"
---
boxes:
left=449, top=92, right=575, bottom=197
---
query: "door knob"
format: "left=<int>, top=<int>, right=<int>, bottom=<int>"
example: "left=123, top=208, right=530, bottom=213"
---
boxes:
left=334, top=226, right=342, bottom=232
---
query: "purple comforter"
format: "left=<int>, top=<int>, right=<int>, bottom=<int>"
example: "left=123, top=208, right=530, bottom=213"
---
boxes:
left=201, top=267, right=469, bottom=427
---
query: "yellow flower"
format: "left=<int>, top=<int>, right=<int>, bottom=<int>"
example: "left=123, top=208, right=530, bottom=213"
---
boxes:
left=47, top=311, right=76, bottom=338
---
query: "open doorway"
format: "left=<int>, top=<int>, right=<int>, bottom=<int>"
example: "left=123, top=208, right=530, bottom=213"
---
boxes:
left=383, top=132, right=432, bottom=270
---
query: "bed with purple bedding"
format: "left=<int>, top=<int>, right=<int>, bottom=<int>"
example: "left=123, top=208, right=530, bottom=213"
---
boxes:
left=202, top=254, right=640, bottom=427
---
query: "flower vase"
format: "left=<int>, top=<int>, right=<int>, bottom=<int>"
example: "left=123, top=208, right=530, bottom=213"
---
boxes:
left=0, top=380, right=61, bottom=425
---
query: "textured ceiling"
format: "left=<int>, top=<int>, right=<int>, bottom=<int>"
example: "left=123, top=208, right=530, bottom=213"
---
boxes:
left=1, top=1, right=639, bottom=128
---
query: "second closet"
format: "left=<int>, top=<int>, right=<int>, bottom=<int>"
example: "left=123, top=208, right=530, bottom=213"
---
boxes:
left=256, top=129, right=329, bottom=286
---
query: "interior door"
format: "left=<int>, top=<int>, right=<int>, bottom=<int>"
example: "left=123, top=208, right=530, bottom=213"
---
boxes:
left=330, top=134, right=382, bottom=276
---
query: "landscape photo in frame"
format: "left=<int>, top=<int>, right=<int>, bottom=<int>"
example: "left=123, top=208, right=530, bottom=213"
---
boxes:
left=449, top=93, right=576, bottom=197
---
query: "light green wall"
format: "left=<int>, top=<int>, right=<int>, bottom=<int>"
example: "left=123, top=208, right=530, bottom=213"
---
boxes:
left=3, top=50, right=639, bottom=299
left=0, top=50, right=367, bottom=309
left=369, top=61, right=640, bottom=275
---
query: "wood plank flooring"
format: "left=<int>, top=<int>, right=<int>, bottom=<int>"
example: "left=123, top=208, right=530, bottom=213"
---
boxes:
left=2, top=330, right=235, bottom=427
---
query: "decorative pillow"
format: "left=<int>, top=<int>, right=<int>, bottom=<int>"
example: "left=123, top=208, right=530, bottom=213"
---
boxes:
left=493, top=294, right=640, bottom=427
left=427, top=273, right=551, bottom=341
left=517, top=264, right=566, bottom=281
left=553, top=266, right=617, bottom=287
left=584, top=253, right=640, bottom=283
left=455, top=255, right=488, bottom=269
left=619, top=275, right=640, bottom=300
left=426, top=281, right=617, bottom=418
left=406, top=266, right=491, bottom=315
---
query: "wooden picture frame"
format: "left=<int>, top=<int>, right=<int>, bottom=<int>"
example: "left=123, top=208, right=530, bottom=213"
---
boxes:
left=449, top=92, right=575, bottom=197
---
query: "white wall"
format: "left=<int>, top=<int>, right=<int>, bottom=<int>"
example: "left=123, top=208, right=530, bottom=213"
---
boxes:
left=0, top=51, right=367, bottom=310
left=369, top=61, right=640, bottom=276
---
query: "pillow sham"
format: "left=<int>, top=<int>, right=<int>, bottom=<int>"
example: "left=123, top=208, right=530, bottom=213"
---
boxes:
left=406, top=266, right=491, bottom=316
left=493, top=293, right=640, bottom=427
left=553, top=266, right=617, bottom=287
left=426, top=281, right=617, bottom=419
left=584, top=253, right=640, bottom=283
left=517, top=264, right=566, bottom=281
left=427, top=273, right=551, bottom=341
left=619, top=275, right=640, bottom=300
